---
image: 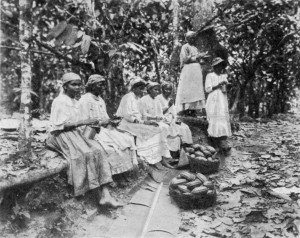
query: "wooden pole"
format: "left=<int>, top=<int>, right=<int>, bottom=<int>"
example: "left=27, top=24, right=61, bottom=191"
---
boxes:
left=139, top=182, right=163, bottom=238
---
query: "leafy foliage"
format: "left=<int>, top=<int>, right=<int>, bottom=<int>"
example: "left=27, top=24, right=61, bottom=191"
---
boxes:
left=215, top=0, right=300, bottom=117
left=1, top=0, right=299, bottom=117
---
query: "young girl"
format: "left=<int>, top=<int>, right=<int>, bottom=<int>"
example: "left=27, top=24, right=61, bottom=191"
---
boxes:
left=205, top=57, right=232, bottom=153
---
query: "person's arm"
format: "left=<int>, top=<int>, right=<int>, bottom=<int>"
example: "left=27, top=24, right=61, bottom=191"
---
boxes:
left=205, top=74, right=225, bottom=93
left=122, top=96, right=143, bottom=123
left=51, top=99, right=98, bottom=131
left=180, top=45, right=197, bottom=65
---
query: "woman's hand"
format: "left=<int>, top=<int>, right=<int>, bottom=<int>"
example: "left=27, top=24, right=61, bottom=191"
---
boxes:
left=168, top=98, right=174, bottom=108
left=82, top=119, right=99, bottom=126
left=99, top=119, right=110, bottom=126
left=144, top=121, right=159, bottom=127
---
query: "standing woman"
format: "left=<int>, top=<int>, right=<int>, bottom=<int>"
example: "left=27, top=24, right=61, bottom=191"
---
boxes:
left=205, top=58, right=232, bottom=153
left=175, top=31, right=206, bottom=116
left=47, top=72, right=122, bottom=208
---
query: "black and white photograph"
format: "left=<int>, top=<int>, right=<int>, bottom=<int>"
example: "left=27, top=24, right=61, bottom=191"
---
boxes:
left=0, top=0, right=300, bottom=237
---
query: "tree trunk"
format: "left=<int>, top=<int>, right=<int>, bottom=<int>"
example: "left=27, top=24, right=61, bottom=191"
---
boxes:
left=169, top=0, right=180, bottom=87
left=18, top=0, right=33, bottom=157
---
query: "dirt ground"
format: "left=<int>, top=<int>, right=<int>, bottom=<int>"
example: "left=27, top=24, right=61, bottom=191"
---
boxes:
left=0, top=113, right=300, bottom=237
left=178, top=113, right=300, bottom=238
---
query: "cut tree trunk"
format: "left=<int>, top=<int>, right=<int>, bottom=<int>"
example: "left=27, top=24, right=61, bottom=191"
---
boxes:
left=18, top=0, right=33, bottom=156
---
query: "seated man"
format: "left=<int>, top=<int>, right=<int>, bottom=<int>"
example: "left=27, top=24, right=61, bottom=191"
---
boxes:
left=116, top=78, right=173, bottom=169
left=156, top=82, right=193, bottom=153
left=79, top=74, right=137, bottom=181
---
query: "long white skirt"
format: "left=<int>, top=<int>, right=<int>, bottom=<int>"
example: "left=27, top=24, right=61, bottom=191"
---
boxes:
left=175, top=63, right=205, bottom=112
left=206, top=89, right=232, bottom=137
left=118, top=119, right=171, bottom=164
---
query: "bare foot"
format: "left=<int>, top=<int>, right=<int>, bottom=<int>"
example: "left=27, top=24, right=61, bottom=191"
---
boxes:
left=161, top=157, right=174, bottom=169
left=99, top=197, right=123, bottom=208
left=99, top=186, right=123, bottom=208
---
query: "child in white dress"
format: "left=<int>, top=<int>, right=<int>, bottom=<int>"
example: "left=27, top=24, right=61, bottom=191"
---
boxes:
left=205, top=57, right=232, bottom=153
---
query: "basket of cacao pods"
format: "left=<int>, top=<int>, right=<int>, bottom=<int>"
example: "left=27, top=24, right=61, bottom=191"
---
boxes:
left=185, top=144, right=220, bottom=174
left=169, top=171, right=216, bottom=209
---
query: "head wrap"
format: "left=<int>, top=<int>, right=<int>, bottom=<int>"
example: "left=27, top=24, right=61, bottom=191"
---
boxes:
left=212, top=57, right=224, bottom=67
left=86, top=74, right=105, bottom=87
left=62, top=72, right=81, bottom=85
left=130, top=77, right=147, bottom=90
left=185, top=31, right=196, bottom=41
left=147, top=81, right=160, bottom=91
left=161, top=81, right=173, bottom=90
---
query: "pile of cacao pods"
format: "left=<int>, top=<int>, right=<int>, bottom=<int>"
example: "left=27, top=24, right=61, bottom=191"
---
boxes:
left=169, top=171, right=216, bottom=208
left=185, top=144, right=220, bottom=174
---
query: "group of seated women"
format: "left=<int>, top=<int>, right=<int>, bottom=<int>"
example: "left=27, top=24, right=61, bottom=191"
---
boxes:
left=47, top=72, right=193, bottom=208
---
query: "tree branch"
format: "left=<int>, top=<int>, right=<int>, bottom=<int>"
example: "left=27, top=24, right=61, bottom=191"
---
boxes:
left=0, top=45, right=54, bottom=55
left=33, top=38, right=92, bottom=69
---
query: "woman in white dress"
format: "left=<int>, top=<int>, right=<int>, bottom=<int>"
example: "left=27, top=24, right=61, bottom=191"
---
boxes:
left=175, top=31, right=206, bottom=116
left=156, top=82, right=193, bottom=153
left=116, top=78, right=173, bottom=169
left=78, top=75, right=137, bottom=179
left=47, top=72, right=122, bottom=208
left=205, top=57, right=232, bottom=153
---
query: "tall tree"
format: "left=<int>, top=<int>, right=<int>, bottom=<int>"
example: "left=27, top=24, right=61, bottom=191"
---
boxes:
left=169, top=0, right=180, bottom=85
left=18, top=0, right=33, bottom=157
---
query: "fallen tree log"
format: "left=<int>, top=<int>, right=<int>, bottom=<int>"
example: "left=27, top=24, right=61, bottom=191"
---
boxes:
left=0, top=150, right=68, bottom=193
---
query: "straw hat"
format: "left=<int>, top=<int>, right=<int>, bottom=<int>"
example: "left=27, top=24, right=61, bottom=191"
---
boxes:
left=211, top=57, right=224, bottom=67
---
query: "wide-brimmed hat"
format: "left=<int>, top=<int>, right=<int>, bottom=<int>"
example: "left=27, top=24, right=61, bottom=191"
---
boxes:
left=211, top=57, right=224, bottom=67
left=62, top=72, right=81, bottom=85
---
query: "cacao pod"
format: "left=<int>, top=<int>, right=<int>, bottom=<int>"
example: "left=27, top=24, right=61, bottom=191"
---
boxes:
left=186, top=180, right=203, bottom=190
left=207, top=157, right=213, bottom=162
left=177, top=185, right=190, bottom=193
left=180, top=171, right=196, bottom=181
left=191, top=186, right=208, bottom=195
left=206, top=145, right=216, bottom=153
left=192, top=144, right=201, bottom=151
left=171, top=178, right=188, bottom=186
left=203, top=181, right=214, bottom=189
left=190, top=154, right=196, bottom=159
left=199, top=145, right=207, bottom=152
left=195, top=151, right=205, bottom=157
left=196, top=173, right=208, bottom=182
left=202, top=150, right=212, bottom=157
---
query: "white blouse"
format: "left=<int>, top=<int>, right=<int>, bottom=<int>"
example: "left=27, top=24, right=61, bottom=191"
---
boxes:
left=79, top=93, right=109, bottom=121
left=49, top=94, right=80, bottom=132
left=139, top=95, right=163, bottom=120
left=116, top=92, right=142, bottom=122
left=205, top=72, right=228, bottom=93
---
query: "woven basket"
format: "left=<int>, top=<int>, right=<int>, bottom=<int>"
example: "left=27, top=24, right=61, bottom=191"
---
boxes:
left=188, top=155, right=220, bottom=174
left=169, top=186, right=216, bottom=209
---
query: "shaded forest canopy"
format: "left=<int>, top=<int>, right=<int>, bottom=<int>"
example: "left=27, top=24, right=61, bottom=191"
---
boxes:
left=0, top=0, right=299, bottom=118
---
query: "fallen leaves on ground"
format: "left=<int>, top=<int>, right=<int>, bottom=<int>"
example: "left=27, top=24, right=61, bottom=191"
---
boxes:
left=179, top=113, right=300, bottom=238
